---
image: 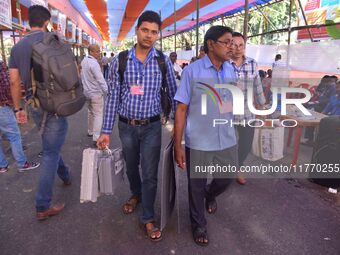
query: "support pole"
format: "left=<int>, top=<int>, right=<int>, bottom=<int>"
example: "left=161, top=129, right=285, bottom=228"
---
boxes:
left=195, top=0, right=200, bottom=57
left=243, top=0, right=249, bottom=40
left=159, top=10, right=163, bottom=51
left=288, top=0, right=293, bottom=45
left=297, top=0, right=313, bottom=42
left=174, top=0, right=176, bottom=53
left=0, top=31, right=6, bottom=66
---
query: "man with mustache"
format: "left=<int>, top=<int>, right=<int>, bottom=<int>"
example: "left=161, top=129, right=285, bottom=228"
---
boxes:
left=97, top=11, right=177, bottom=242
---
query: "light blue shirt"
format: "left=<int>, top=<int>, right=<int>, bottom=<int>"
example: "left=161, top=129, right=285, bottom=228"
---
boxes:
left=174, top=55, right=237, bottom=151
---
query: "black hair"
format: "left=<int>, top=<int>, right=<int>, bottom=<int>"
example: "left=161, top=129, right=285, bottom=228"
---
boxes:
left=275, top=54, right=282, bottom=61
left=103, top=52, right=107, bottom=56
left=28, top=5, right=51, bottom=28
left=259, top=70, right=266, bottom=79
left=232, top=32, right=245, bottom=42
left=137, top=11, right=162, bottom=30
left=203, top=26, right=233, bottom=53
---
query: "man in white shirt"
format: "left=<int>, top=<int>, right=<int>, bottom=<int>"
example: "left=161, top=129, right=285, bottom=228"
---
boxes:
left=81, top=44, right=108, bottom=143
left=169, top=52, right=182, bottom=81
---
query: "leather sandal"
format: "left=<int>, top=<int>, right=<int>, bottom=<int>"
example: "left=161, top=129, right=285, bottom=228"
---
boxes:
left=141, top=222, right=162, bottom=242
left=122, top=195, right=140, bottom=214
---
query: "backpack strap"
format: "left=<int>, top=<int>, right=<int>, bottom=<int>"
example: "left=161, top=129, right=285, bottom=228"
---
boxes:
left=118, top=50, right=129, bottom=84
left=155, top=49, right=167, bottom=88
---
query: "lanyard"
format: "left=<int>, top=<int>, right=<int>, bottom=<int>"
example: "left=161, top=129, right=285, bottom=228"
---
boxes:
left=131, top=48, right=154, bottom=85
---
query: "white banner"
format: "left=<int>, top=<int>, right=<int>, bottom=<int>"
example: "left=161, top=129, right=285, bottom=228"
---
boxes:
left=72, top=23, right=76, bottom=43
left=77, top=28, right=82, bottom=44
left=58, top=12, right=67, bottom=38
left=0, top=0, right=12, bottom=29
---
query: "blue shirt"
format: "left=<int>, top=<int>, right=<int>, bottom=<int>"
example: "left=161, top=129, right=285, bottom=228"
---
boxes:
left=101, top=47, right=177, bottom=134
left=174, top=55, right=237, bottom=151
left=322, top=94, right=340, bottom=116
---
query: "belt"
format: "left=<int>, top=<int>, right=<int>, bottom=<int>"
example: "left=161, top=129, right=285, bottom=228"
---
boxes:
left=119, top=115, right=160, bottom=126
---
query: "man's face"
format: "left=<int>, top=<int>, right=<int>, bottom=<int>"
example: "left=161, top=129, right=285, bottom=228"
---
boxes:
left=170, top=53, right=177, bottom=64
left=136, top=22, right=159, bottom=49
left=231, top=36, right=245, bottom=59
left=90, top=46, right=101, bottom=60
left=210, top=32, right=233, bottom=61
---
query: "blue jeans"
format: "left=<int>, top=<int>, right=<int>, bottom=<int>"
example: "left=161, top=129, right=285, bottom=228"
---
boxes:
left=29, top=106, right=70, bottom=212
left=118, top=120, right=162, bottom=224
left=0, top=106, right=26, bottom=167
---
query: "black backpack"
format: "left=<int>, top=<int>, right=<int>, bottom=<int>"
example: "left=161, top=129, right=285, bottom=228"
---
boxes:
left=118, top=49, right=171, bottom=120
left=31, top=32, right=85, bottom=116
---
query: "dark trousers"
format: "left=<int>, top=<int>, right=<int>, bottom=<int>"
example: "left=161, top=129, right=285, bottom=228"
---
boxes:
left=118, top=120, right=161, bottom=224
left=236, top=126, right=255, bottom=166
left=185, top=146, right=238, bottom=229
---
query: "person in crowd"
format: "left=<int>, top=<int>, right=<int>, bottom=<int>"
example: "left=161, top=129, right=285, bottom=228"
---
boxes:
left=190, top=56, right=198, bottom=63
left=322, top=80, right=340, bottom=116
left=96, top=10, right=177, bottom=242
left=304, top=75, right=337, bottom=145
left=267, top=69, right=272, bottom=78
left=109, top=52, right=115, bottom=63
left=230, top=32, right=266, bottom=186
left=314, top=75, right=337, bottom=112
left=197, top=45, right=206, bottom=59
left=101, top=52, right=110, bottom=74
left=174, top=25, right=237, bottom=246
left=9, top=5, right=71, bottom=221
left=272, top=54, right=282, bottom=68
left=0, top=60, right=40, bottom=173
left=262, top=69, right=272, bottom=104
left=169, top=52, right=182, bottom=81
left=259, top=70, right=266, bottom=81
left=81, top=44, right=108, bottom=145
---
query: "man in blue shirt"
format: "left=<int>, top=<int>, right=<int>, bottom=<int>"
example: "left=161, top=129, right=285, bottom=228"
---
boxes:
left=97, top=11, right=177, bottom=242
left=174, top=26, right=238, bottom=246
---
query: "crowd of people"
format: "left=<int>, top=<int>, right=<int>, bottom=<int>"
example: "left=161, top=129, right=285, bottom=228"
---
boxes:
left=0, top=5, right=339, bottom=247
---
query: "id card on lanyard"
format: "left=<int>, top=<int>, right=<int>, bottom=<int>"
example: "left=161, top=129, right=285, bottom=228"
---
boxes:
left=130, top=50, right=144, bottom=96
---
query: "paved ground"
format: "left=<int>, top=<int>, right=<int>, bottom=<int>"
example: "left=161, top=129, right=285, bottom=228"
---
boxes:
left=0, top=108, right=339, bottom=255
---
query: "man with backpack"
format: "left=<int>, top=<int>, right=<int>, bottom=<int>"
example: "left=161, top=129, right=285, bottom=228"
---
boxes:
left=9, top=5, right=74, bottom=221
left=97, top=11, right=177, bottom=242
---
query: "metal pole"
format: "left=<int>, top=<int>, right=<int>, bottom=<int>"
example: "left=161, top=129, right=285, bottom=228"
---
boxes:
left=243, top=0, right=249, bottom=40
left=174, top=0, right=176, bottom=53
left=0, top=31, right=6, bottom=66
left=288, top=0, right=293, bottom=45
left=297, top=0, right=313, bottom=42
left=159, top=10, right=163, bottom=51
left=195, top=0, right=200, bottom=57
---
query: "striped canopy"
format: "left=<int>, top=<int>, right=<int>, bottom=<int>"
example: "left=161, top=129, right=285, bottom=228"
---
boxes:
left=69, top=0, right=273, bottom=42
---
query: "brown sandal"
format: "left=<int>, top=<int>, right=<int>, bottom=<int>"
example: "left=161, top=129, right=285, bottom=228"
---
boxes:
left=144, top=222, right=162, bottom=242
left=122, top=195, right=141, bottom=214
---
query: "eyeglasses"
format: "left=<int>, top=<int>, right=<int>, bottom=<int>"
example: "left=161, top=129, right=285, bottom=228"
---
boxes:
left=215, top=40, right=232, bottom=47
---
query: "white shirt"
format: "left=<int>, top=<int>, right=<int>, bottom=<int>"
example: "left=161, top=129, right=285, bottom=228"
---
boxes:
left=81, top=55, right=108, bottom=98
left=173, top=62, right=183, bottom=77
left=102, top=56, right=109, bottom=66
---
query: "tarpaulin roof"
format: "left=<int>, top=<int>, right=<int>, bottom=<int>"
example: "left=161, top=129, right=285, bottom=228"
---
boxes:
left=71, top=0, right=273, bottom=42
